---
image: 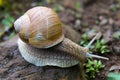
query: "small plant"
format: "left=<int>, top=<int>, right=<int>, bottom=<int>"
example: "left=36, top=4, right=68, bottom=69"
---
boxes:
left=110, top=4, right=119, bottom=12
left=80, top=33, right=109, bottom=54
left=75, top=2, right=81, bottom=10
left=1, top=13, right=14, bottom=28
left=53, top=4, right=63, bottom=13
left=0, top=13, right=15, bottom=40
left=80, top=33, right=89, bottom=47
left=80, top=33, right=94, bottom=49
left=95, top=39, right=110, bottom=54
left=80, top=33, right=109, bottom=79
left=85, top=59, right=104, bottom=79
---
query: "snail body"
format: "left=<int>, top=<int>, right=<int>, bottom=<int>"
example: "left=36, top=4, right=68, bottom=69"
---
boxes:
left=18, top=38, right=79, bottom=67
left=14, top=6, right=108, bottom=68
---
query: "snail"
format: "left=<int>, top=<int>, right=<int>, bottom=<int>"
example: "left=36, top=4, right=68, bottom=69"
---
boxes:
left=14, top=6, right=108, bottom=68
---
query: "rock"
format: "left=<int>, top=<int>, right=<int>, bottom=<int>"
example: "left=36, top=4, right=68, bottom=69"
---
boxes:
left=112, top=31, right=120, bottom=39
left=62, top=24, right=81, bottom=43
left=74, top=19, right=81, bottom=30
left=103, top=30, right=112, bottom=43
left=100, top=18, right=108, bottom=26
left=108, top=18, right=114, bottom=25
left=109, top=65, right=120, bottom=72
left=60, top=11, right=75, bottom=23
left=112, top=40, right=120, bottom=55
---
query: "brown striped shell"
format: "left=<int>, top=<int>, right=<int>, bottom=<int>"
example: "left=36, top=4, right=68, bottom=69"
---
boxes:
left=14, top=6, right=64, bottom=48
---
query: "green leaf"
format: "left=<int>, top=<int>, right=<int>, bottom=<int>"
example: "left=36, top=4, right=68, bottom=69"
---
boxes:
left=100, top=39, right=105, bottom=44
left=96, top=40, right=101, bottom=49
left=101, top=50, right=105, bottom=54
left=2, top=19, right=11, bottom=27
left=53, top=4, right=62, bottom=12
left=90, top=67, right=94, bottom=71
left=82, top=33, right=87, bottom=40
left=75, top=2, right=81, bottom=10
left=107, top=72, right=120, bottom=80
left=98, top=60, right=102, bottom=66
left=1, top=13, right=14, bottom=29
left=101, top=45, right=107, bottom=49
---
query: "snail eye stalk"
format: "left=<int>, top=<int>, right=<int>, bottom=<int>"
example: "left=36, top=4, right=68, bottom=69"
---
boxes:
left=85, top=32, right=109, bottom=60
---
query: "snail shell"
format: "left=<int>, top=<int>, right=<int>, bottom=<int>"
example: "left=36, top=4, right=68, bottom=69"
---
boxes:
left=14, top=7, right=64, bottom=48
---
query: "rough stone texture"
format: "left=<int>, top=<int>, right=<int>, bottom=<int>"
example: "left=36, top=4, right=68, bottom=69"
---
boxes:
left=0, top=26, right=86, bottom=80
left=62, top=24, right=81, bottom=43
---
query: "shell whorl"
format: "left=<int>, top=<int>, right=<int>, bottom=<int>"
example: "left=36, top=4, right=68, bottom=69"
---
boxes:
left=14, top=14, right=31, bottom=43
left=14, top=6, right=64, bottom=48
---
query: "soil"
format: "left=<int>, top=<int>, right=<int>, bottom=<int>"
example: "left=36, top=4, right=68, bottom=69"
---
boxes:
left=0, top=0, right=120, bottom=80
